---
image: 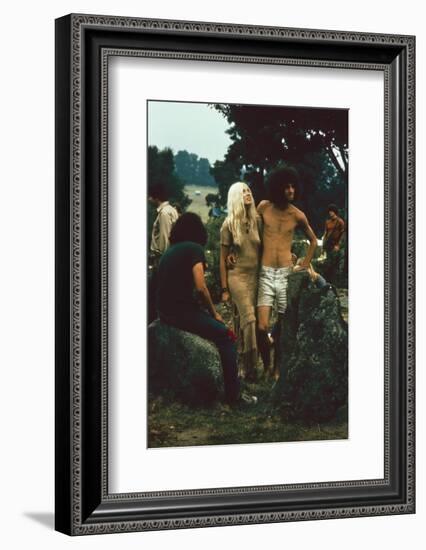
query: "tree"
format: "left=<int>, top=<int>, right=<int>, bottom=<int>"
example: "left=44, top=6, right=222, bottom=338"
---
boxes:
left=148, top=146, right=190, bottom=207
left=174, top=150, right=216, bottom=186
left=174, top=150, right=198, bottom=185
left=147, top=146, right=191, bottom=243
left=214, top=104, right=348, bottom=183
left=210, top=159, right=240, bottom=207
left=197, top=157, right=216, bottom=186
left=213, top=104, right=348, bottom=234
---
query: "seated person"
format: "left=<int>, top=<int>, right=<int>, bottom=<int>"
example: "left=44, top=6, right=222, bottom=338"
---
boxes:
left=157, top=212, right=256, bottom=406
left=294, top=257, right=328, bottom=289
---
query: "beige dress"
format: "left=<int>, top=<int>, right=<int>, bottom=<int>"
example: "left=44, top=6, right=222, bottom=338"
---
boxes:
left=220, top=218, right=261, bottom=378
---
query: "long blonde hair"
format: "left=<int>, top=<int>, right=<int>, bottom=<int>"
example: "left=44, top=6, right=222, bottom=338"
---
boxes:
left=226, top=181, right=259, bottom=246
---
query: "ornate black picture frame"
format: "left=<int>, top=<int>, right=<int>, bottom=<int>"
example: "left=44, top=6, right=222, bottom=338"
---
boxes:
left=55, top=13, right=415, bottom=535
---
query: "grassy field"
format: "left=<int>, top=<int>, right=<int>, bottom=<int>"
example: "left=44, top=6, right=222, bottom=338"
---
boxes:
left=148, top=376, right=348, bottom=448
left=185, top=184, right=218, bottom=222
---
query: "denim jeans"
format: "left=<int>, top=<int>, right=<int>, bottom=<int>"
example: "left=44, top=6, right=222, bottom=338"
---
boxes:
left=161, top=309, right=240, bottom=404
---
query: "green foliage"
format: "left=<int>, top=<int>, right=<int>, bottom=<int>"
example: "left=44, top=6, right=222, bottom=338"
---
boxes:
left=210, top=160, right=240, bottom=207
left=204, top=215, right=226, bottom=303
left=314, top=245, right=348, bottom=288
left=214, top=103, right=348, bottom=175
left=294, top=151, right=347, bottom=234
left=148, top=145, right=191, bottom=211
left=148, top=146, right=192, bottom=242
left=174, top=149, right=216, bottom=186
left=147, top=202, right=157, bottom=248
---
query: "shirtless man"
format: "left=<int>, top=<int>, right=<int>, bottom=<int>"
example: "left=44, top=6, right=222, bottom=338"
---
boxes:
left=256, top=166, right=317, bottom=374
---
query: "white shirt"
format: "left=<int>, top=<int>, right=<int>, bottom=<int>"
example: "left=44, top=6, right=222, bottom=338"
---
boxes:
left=150, top=201, right=179, bottom=256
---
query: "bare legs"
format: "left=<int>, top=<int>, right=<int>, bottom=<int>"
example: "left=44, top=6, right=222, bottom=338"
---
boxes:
left=257, top=305, right=272, bottom=376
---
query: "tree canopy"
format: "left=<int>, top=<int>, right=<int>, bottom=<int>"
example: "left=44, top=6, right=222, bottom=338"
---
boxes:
left=174, top=150, right=216, bottom=187
left=147, top=146, right=191, bottom=211
left=212, top=103, right=348, bottom=233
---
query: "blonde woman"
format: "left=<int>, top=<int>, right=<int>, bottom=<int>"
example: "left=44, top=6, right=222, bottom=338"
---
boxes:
left=220, top=182, right=261, bottom=381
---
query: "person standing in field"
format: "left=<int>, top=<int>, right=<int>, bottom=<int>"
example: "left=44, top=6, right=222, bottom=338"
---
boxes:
left=219, top=182, right=262, bottom=381
left=322, top=203, right=345, bottom=254
left=322, top=204, right=345, bottom=285
left=256, top=165, right=317, bottom=377
left=149, top=183, right=179, bottom=259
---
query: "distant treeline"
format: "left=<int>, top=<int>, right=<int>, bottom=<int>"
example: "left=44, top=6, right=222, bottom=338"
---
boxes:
left=174, top=150, right=216, bottom=187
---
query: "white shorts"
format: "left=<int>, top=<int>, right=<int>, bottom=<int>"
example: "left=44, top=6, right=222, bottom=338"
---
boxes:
left=257, top=265, right=293, bottom=314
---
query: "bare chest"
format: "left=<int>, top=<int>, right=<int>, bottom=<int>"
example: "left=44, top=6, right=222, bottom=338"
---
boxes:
left=263, top=208, right=297, bottom=238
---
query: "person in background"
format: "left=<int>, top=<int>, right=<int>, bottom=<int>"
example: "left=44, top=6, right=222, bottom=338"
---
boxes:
left=157, top=212, right=256, bottom=406
left=220, top=182, right=261, bottom=381
left=148, top=184, right=179, bottom=324
left=294, top=257, right=328, bottom=289
left=322, top=204, right=345, bottom=284
left=149, top=183, right=179, bottom=259
left=322, top=204, right=345, bottom=254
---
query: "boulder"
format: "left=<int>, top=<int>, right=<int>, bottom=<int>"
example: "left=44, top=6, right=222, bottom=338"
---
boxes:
left=148, top=320, right=224, bottom=406
left=274, top=271, right=348, bottom=423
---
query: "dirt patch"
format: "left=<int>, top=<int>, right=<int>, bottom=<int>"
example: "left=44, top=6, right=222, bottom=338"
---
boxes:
left=148, top=379, right=348, bottom=449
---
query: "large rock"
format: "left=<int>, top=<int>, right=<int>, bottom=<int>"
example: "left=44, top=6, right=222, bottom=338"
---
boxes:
left=274, top=271, right=348, bottom=423
left=148, top=320, right=224, bottom=406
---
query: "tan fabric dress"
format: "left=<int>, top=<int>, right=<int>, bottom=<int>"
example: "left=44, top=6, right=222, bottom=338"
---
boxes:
left=220, top=218, right=261, bottom=377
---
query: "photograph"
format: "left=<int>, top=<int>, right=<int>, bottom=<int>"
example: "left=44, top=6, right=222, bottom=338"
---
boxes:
left=147, top=100, right=349, bottom=448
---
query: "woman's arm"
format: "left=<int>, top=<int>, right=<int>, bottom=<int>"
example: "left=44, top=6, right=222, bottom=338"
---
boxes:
left=193, top=262, right=224, bottom=322
left=219, top=245, right=231, bottom=302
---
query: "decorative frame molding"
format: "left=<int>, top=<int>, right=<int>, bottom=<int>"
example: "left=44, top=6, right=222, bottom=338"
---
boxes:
left=55, top=14, right=415, bottom=535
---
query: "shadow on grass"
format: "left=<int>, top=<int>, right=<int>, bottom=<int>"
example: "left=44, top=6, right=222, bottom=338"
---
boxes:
left=148, top=379, right=348, bottom=449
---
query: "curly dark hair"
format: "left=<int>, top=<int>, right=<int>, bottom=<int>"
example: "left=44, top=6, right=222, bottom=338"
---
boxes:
left=327, top=203, right=339, bottom=215
left=267, top=165, right=299, bottom=206
left=169, top=212, right=208, bottom=247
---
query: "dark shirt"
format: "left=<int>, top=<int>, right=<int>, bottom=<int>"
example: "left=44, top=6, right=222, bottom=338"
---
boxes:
left=157, top=241, right=206, bottom=319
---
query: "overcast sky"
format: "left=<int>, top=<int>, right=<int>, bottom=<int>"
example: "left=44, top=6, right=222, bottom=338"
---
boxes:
left=148, top=101, right=232, bottom=165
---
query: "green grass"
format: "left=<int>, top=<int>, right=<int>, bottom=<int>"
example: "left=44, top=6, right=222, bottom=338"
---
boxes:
left=148, top=378, right=348, bottom=448
left=185, top=184, right=218, bottom=222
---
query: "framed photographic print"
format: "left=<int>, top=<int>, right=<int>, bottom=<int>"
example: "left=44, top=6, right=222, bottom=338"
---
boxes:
left=55, top=14, right=415, bottom=535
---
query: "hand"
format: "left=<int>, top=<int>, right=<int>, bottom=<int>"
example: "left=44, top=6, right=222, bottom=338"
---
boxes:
left=226, top=253, right=237, bottom=270
left=214, top=312, right=225, bottom=324
left=333, top=245, right=340, bottom=251
left=294, top=264, right=307, bottom=272
left=221, top=291, right=231, bottom=303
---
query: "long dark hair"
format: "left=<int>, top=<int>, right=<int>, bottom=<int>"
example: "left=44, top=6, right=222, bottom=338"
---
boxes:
left=267, top=165, right=299, bottom=206
left=169, top=212, right=208, bottom=247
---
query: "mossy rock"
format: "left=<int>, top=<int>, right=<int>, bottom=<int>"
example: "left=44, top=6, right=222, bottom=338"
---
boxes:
left=148, top=320, right=224, bottom=406
left=274, top=271, right=348, bottom=422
